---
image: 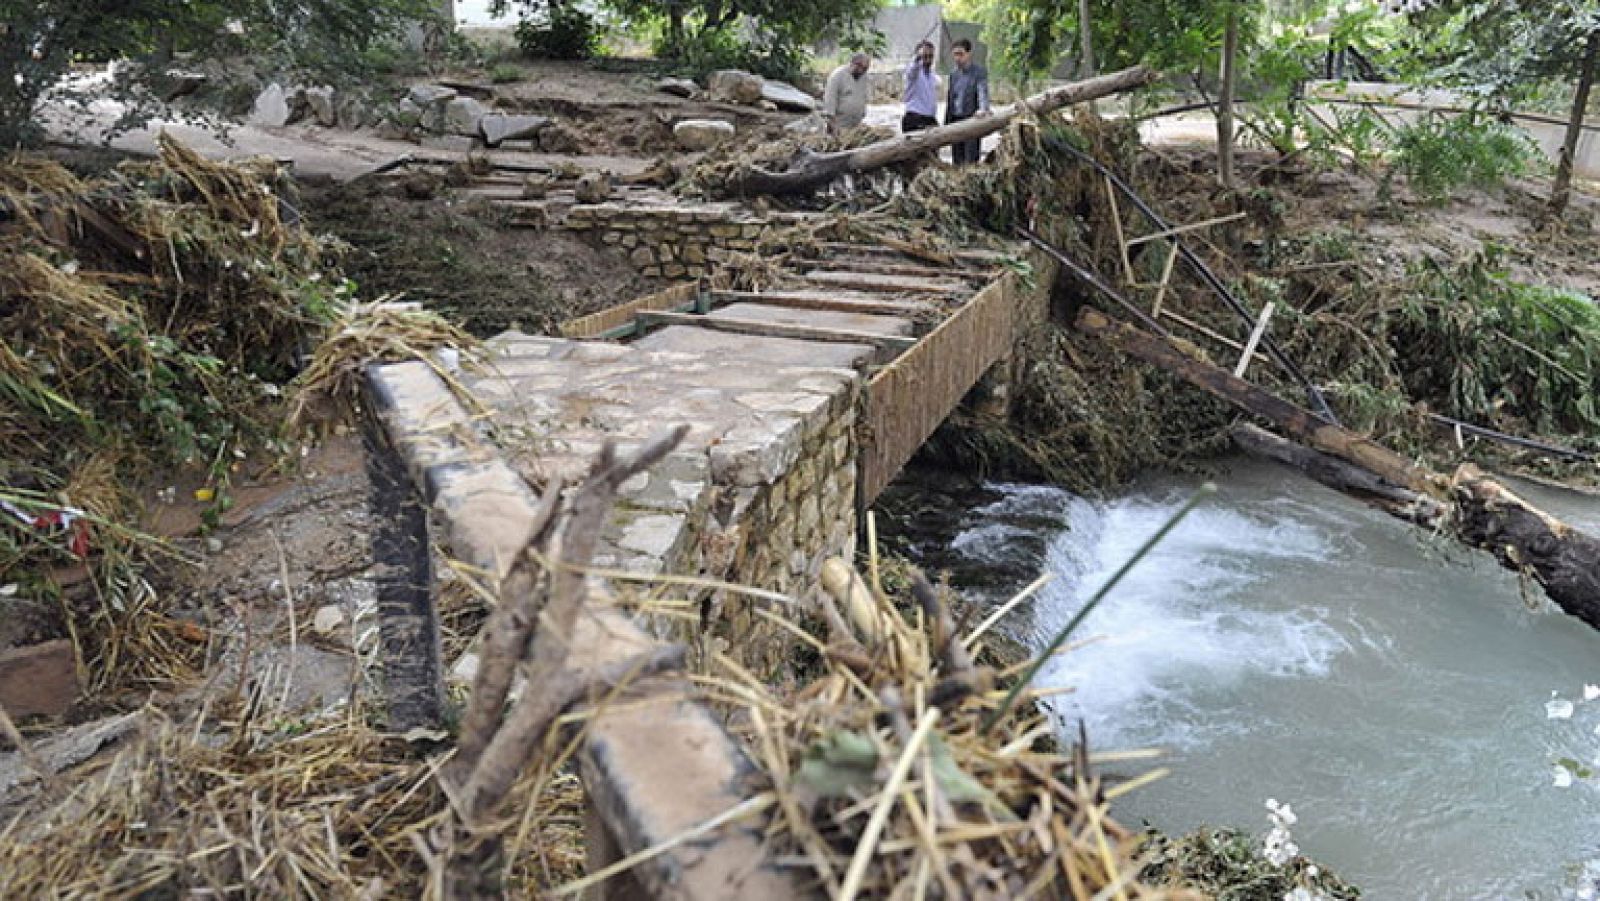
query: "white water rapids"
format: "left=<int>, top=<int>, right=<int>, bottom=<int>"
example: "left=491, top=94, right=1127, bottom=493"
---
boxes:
left=947, top=459, right=1600, bottom=899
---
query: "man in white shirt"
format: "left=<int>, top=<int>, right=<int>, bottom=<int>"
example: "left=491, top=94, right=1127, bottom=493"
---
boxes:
left=822, top=53, right=872, bottom=134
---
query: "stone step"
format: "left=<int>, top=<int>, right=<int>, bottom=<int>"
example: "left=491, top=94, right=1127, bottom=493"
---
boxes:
left=799, top=269, right=968, bottom=295
left=630, top=324, right=876, bottom=370
left=711, top=290, right=939, bottom=318
left=709, top=302, right=914, bottom=338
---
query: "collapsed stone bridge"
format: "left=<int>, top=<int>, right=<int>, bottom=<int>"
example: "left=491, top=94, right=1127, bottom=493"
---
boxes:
left=366, top=197, right=1054, bottom=898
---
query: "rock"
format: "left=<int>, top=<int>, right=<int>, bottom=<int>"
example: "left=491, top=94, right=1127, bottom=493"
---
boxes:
left=0, top=640, right=77, bottom=718
left=656, top=77, right=698, bottom=98
left=673, top=119, right=735, bottom=151
left=761, top=79, right=818, bottom=112
left=407, top=83, right=458, bottom=107
left=521, top=174, right=554, bottom=198
left=335, top=93, right=370, bottom=130
left=155, top=69, right=207, bottom=102
left=707, top=69, right=764, bottom=105
left=304, top=85, right=336, bottom=127
left=479, top=113, right=550, bottom=147
left=249, top=83, right=291, bottom=128
left=312, top=604, right=346, bottom=635
left=443, top=96, right=487, bottom=137
left=783, top=113, right=827, bottom=135
left=574, top=172, right=612, bottom=203
left=538, top=123, right=584, bottom=154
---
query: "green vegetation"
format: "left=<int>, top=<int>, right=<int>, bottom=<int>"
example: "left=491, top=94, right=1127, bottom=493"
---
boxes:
left=1387, top=112, right=1540, bottom=202
left=0, top=0, right=438, bottom=147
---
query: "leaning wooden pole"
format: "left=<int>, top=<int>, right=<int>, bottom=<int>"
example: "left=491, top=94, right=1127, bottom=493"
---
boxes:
left=725, top=66, right=1157, bottom=195
left=1078, top=305, right=1600, bottom=628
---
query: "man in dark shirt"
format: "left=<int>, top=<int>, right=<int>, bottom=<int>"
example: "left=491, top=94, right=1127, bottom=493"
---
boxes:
left=944, top=38, right=990, bottom=165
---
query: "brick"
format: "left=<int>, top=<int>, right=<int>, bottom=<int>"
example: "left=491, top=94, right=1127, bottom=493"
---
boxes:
left=0, top=640, right=77, bottom=718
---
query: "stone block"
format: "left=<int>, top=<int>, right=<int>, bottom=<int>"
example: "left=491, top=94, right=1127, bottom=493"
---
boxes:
left=480, top=113, right=550, bottom=147
left=622, top=234, right=639, bottom=249
left=304, top=85, right=337, bottom=127
left=760, top=79, right=818, bottom=112
left=601, top=231, right=621, bottom=245
left=0, top=640, right=77, bottom=718
left=709, top=225, right=740, bottom=238
left=673, top=119, right=736, bottom=151
left=630, top=247, right=655, bottom=268
left=663, top=263, right=687, bottom=278
left=249, top=83, right=291, bottom=128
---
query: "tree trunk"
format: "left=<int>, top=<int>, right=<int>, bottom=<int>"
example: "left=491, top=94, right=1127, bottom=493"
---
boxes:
left=1544, top=28, right=1600, bottom=227
left=1078, top=0, right=1096, bottom=78
left=1074, top=306, right=1436, bottom=495
left=1230, top=423, right=1444, bottom=525
left=1080, top=305, right=1600, bottom=628
left=724, top=66, right=1155, bottom=196
left=1217, top=5, right=1239, bottom=190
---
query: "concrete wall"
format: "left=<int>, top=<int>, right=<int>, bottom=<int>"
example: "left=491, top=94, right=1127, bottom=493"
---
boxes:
left=1306, top=80, right=1600, bottom=181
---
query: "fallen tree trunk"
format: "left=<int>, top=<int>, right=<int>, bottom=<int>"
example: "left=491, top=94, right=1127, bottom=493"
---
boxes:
left=725, top=66, right=1156, bottom=196
left=1075, top=306, right=1439, bottom=496
left=1076, top=306, right=1600, bottom=627
left=1454, top=466, right=1600, bottom=629
left=1229, top=423, right=1446, bottom=525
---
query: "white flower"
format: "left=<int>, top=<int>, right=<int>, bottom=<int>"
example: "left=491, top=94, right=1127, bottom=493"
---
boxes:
left=1554, top=766, right=1575, bottom=788
left=1285, top=889, right=1327, bottom=901
left=1263, top=827, right=1299, bottom=866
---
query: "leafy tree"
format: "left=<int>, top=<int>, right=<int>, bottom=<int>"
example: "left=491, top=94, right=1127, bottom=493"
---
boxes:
left=0, top=0, right=439, bottom=148
left=1407, top=0, right=1600, bottom=222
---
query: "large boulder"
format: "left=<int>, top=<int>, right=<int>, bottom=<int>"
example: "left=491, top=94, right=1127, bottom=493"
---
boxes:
left=249, top=83, right=291, bottom=128
left=707, top=69, right=764, bottom=105
left=761, top=79, right=818, bottom=113
left=443, top=96, right=488, bottom=137
left=304, top=86, right=337, bottom=127
left=335, top=92, right=370, bottom=130
left=479, top=113, right=550, bottom=147
left=673, top=119, right=735, bottom=151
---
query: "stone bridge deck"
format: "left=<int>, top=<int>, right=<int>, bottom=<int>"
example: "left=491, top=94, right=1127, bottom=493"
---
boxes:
left=367, top=225, right=1053, bottom=898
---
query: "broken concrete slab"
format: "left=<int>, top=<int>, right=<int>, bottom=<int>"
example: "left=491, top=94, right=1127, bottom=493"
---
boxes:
left=673, top=119, right=735, bottom=151
left=631, top=325, right=875, bottom=370
left=656, top=77, right=698, bottom=98
left=479, top=113, right=550, bottom=147
left=761, top=79, right=818, bottom=112
left=0, top=640, right=76, bottom=719
left=443, top=96, right=488, bottom=136
left=710, top=301, right=914, bottom=337
left=407, top=83, right=458, bottom=108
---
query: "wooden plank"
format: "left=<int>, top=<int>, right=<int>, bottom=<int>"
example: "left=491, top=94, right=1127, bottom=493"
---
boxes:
left=1232, top=301, right=1276, bottom=378
left=1127, top=211, right=1248, bottom=247
left=712, top=290, right=938, bottom=317
left=636, top=311, right=916, bottom=352
left=560, top=282, right=700, bottom=338
left=816, top=241, right=1011, bottom=266
left=1075, top=306, right=1439, bottom=496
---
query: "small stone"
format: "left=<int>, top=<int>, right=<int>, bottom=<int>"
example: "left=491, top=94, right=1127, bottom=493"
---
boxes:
left=673, top=119, right=735, bottom=151
left=574, top=172, right=612, bottom=203
left=521, top=173, right=554, bottom=198
left=630, top=247, right=655, bottom=267
left=206, top=536, right=224, bottom=553
left=312, top=605, right=346, bottom=635
left=407, top=84, right=458, bottom=107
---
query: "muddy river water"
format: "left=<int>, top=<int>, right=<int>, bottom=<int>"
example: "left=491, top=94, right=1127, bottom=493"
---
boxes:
left=923, top=458, right=1600, bottom=899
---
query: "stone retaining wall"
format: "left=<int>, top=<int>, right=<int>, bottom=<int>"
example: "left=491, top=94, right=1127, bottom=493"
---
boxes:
left=561, top=203, right=773, bottom=278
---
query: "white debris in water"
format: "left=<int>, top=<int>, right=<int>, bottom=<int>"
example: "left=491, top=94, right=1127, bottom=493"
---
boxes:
left=1585, top=684, right=1600, bottom=702
left=1548, top=692, right=1576, bottom=720
left=1554, top=765, right=1575, bottom=788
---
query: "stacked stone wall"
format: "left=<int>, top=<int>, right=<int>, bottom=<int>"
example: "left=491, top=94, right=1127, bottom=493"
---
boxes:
left=562, top=204, right=773, bottom=279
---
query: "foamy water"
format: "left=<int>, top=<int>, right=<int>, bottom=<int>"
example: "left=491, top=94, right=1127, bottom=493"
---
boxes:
left=947, top=460, right=1600, bottom=899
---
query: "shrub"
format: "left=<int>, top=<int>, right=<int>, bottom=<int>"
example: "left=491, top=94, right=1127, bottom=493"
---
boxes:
left=514, top=4, right=601, bottom=60
left=1389, top=112, right=1539, bottom=202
